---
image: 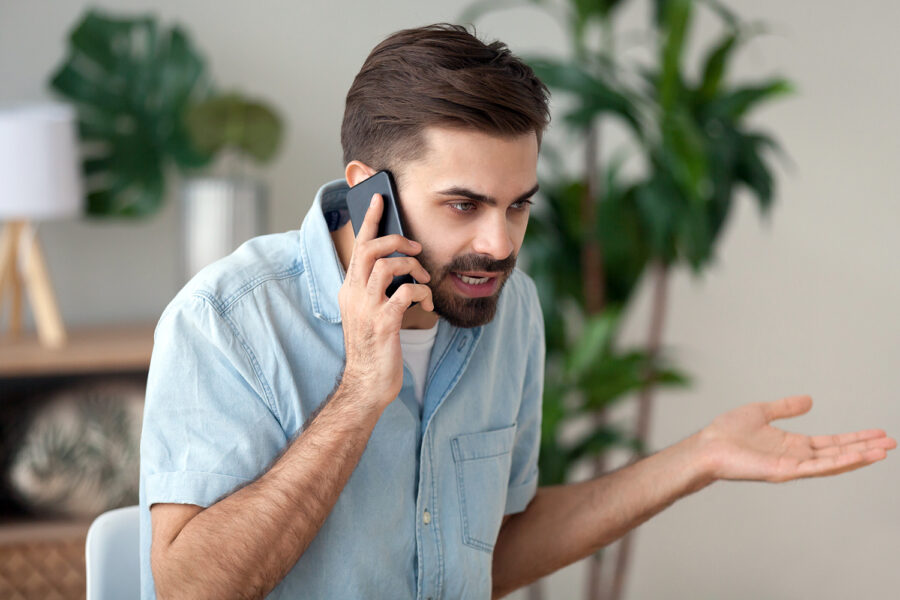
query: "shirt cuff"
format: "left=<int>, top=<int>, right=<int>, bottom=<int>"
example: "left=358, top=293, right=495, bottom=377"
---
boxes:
left=504, top=474, right=538, bottom=515
left=145, top=471, right=253, bottom=508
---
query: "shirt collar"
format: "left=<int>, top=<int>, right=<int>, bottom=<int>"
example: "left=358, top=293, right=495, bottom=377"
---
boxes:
left=300, top=178, right=350, bottom=323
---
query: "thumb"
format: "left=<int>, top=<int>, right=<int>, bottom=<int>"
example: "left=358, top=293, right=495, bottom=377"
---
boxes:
left=764, top=394, right=813, bottom=422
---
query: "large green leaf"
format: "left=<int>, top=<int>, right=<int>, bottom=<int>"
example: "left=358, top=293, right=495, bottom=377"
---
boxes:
left=186, top=93, right=284, bottom=164
left=49, top=9, right=214, bottom=218
left=527, top=57, right=642, bottom=134
left=733, top=131, right=777, bottom=216
left=634, top=172, right=681, bottom=262
left=566, top=310, right=622, bottom=377
left=697, top=32, right=737, bottom=102
left=595, top=167, right=652, bottom=306
left=706, top=78, right=793, bottom=119
left=660, top=108, right=709, bottom=206
left=677, top=206, right=714, bottom=272
left=658, top=0, right=693, bottom=112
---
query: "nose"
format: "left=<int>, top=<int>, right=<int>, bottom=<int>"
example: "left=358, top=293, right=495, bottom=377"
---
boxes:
left=471, top=212, right=515, bottom=261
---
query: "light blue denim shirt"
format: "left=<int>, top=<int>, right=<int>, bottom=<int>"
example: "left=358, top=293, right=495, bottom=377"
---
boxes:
left=139, top=178, right=544, bottom=599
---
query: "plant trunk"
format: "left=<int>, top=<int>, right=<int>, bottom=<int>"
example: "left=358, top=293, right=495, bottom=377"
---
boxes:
left=607, top=259, right=671, bottom=600
left=581, top=125, right=605, bottom=315
left=581, top=121, right=611, bottom=600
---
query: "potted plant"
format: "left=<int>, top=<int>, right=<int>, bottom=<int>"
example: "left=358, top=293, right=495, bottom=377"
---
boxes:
left=461, top=0, right=792, bottom=598
left=180, top=92, right=283, bottom=282
left=48, top=8, right=284, bottom=281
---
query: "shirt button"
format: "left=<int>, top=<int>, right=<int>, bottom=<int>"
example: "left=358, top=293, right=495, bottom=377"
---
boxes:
left=423, top=509, right=431, bottom=525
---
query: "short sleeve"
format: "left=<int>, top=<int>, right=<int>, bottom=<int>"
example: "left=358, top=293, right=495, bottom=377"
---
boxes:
left=504, top=277, right=544, bottom=515
left=140, top=294, right=288, bottom=508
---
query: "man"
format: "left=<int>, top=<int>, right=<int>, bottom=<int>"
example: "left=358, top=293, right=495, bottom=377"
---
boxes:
left=140, top=23, right=895, bottom=600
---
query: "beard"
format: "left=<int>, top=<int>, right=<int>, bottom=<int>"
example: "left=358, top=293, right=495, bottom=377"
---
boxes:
left=414, top=245, right=517, bottom=328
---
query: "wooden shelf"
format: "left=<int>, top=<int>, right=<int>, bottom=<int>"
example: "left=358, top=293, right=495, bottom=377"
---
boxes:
left=0, top=323, right=155, bottom=377
left=0, top=515, right=93, bottom=544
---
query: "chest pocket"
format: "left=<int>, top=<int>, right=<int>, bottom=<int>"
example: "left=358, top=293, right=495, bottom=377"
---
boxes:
left=451, top=422, right=517, bottom=553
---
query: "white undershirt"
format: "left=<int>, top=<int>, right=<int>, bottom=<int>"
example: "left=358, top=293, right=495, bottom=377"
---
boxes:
left=399, top=321, right=439, bottom=407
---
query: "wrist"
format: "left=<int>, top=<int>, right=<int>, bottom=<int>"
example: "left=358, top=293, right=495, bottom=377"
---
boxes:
left=334, top=368, right=392, bottom=414
left=688, top=428, right=722, bottom=488
left=671, top=429, right=720, bottom=493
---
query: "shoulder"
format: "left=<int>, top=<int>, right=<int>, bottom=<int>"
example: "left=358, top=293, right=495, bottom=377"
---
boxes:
left=486, top=268, right=543, bottom=344
left=163, top=231, right=306, bottom=320
left=502, top=268, right=542, bottom=325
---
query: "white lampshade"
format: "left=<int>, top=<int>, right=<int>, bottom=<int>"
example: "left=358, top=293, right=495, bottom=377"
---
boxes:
left=0, top=103, right=83, bottom=220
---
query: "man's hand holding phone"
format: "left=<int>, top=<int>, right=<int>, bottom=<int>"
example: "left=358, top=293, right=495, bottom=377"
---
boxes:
left=337, top=193, right=434, bottom=410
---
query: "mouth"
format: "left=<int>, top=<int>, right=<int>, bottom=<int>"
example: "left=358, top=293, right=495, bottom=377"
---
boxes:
left=450, top=271, right=501, bottom=297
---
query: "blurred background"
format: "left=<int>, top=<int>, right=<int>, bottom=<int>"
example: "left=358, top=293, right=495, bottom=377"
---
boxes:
left=0, top=1, right=898, bottom=599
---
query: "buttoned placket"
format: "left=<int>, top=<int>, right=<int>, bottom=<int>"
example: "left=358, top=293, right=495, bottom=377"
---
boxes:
left=414, top=324, right=482, bottom=600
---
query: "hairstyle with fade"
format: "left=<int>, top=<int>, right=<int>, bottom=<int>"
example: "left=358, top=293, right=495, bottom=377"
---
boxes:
left=341, top=23, right=551, bottom=181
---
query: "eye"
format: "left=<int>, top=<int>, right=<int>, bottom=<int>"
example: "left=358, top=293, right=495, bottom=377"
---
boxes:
left=449, top=201, right=476, bottom=213
left=511, top=199, right=534, bottom=211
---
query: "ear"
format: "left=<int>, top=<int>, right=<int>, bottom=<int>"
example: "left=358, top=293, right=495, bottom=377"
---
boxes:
left=344, top=160, right=377, bottom=188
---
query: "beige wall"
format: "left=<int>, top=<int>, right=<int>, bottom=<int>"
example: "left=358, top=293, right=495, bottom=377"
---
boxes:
left=2, top=0, right=898, bottom=597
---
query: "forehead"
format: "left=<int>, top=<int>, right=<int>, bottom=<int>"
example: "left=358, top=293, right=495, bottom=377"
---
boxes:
left=405, top=125, right=539, bottom=191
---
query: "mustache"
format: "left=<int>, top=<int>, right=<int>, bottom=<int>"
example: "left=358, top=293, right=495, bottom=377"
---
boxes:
left=444, top=253, right=517, bottom=275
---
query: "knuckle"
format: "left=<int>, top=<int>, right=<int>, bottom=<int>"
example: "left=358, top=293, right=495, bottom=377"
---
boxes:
left=357, top=242, right=374, bottom=262
left=371, top=259, right=389, bottom=278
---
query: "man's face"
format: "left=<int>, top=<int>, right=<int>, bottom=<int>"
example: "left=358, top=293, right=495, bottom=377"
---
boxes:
left=395, top=126, right=539, bottom=328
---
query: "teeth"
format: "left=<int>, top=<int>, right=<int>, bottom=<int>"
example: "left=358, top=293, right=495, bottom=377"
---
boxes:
left=457, top=273, right=490, bottom=285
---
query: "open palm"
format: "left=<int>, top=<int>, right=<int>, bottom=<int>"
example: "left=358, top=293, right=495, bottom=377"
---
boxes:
left=701, top=395, right=896, bottom=483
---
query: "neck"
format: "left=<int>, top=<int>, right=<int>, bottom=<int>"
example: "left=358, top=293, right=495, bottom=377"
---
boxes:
left=331, top=223, right=439, bottom=330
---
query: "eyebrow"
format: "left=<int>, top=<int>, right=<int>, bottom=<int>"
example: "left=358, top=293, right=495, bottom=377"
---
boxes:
left=435, top=182, right=540, bottom=207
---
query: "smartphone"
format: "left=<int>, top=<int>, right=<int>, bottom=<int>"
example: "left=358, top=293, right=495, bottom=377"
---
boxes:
left=345, top=170, right=417, bottom=298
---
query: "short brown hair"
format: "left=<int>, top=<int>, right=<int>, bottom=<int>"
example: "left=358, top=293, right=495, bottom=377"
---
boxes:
left=341, top=23, right=550, bottom=179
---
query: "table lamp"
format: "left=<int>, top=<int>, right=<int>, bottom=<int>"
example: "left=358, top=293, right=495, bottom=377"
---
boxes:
left=0, top=103, right=83, bottom=348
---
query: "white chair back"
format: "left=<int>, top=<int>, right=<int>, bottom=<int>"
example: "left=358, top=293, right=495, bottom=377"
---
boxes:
left=85, top=505, right=141, bottom=600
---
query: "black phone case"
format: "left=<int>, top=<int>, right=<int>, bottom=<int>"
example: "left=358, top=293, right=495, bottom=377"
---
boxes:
left=345, top=170, right=417, bottom=298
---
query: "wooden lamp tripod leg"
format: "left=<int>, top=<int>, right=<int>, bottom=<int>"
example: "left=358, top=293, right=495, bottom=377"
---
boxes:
left=0, top=221, right=24, bottom=338
left=0, top=221, right=67, bottom=347
left=19, top=222, right=67, bottom=348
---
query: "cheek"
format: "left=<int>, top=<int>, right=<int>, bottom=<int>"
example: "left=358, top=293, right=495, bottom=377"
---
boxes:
left=404, top=212, right=464, bottom=264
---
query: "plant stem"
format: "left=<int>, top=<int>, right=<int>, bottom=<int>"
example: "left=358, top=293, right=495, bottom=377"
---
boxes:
left=583, top=118, right=611, bottom=600
left=607, top=259, right=671, bottom=600
left=581, top=124, right=605, bottom=314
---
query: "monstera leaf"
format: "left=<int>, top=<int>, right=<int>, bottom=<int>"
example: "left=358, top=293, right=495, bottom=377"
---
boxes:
left=185, top=92, right=284, bottom=164
left=49, top=9, right=214, bottom=217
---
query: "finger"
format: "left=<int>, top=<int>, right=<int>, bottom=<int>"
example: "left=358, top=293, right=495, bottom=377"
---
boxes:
left=356, top=193, right=384, bottom=244
left=763, top=395, right=813, bottom=422
left=362, top=234, right=422, bottom=262
left=351, top=235, right=421, bottom=284
left=809, top=428, right=889, bottom=450
left=367, top=257, right=431, bottom=298
left=813, top=435, right=897, bottom=457
left=384, top=283, right=434, bottom=314
left=793, top=447, right=888, bottom=479
left=346, top=195, right=385, bottom=285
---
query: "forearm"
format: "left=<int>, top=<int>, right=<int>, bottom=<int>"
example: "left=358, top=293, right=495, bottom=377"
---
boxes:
left=492, top=430, right=716, bottom=599
left=153, top=380, right=384, bottom=600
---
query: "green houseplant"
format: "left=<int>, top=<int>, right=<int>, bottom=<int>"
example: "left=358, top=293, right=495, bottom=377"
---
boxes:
left=48, top=9, right=214, bottom=217
left=49, top=8, right=285, bottom=283
left=461, top=1, right=792, bottom=598
left=179, top=91, right=283, bottom=281
left=48, top=9, right=284, bottom=219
